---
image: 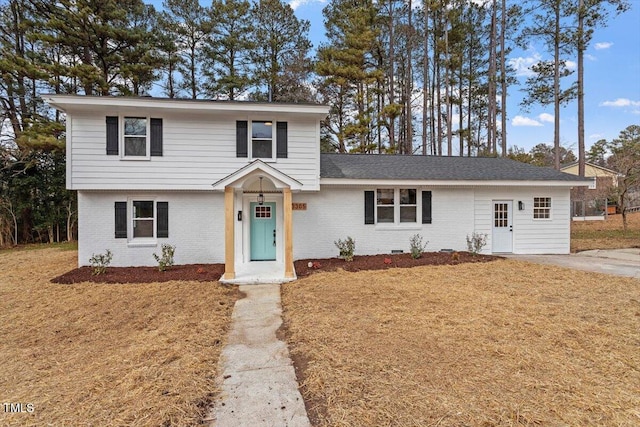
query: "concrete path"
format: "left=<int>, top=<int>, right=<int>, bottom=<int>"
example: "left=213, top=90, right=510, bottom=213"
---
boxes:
left=207, top=284, right=310, bottom=427
left=507, top=248, right=640, bottom=279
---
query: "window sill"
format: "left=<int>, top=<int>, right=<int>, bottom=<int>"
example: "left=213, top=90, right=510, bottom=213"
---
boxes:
left=120, top=156, right=151, bottom=161
left=375, top=224, right=422, bottom=231
left=127, top=240, right=157, bottom=248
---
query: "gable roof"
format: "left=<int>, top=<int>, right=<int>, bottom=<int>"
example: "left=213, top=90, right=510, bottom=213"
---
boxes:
left=320, top=153, right=591, bottom=183
left=560, top=161, right=622, bottom=176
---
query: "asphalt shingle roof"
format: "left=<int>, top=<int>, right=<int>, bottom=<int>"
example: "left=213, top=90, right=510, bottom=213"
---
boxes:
left=320, top=153, right=590, bottom=182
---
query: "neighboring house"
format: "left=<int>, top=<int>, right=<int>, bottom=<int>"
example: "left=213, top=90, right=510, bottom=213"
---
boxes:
left=560, top=162, right=622, bottom=218
left=46, top=95, right=592, bottom=282
left=560, top=162, right=621, bottom=188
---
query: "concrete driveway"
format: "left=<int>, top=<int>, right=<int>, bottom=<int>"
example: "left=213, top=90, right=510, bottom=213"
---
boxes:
left=507, top=248, right=640, bottom=279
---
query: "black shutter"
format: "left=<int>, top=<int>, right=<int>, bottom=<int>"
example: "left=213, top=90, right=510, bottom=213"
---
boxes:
left=236, top=120, right=248, bottom=157
left=422, top=191, right=432, bottom=224
left=157, top=202, right=169, bottom=238
left=150, top=118, right=163, bottom=156
left=115, top=202, right=127, bottom=238
left=364, top=191, right=375, bottom=224
left=276, top=121, right=288, bottom=158
left=106, top=116, right=119, bottom=155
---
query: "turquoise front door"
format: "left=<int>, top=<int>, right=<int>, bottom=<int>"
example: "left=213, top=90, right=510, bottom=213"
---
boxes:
left=250, top=202, right=276, bottom=261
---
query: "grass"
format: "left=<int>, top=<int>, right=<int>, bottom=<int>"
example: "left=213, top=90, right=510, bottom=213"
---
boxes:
left=571, top=212, right=640, bottom=252
left=282, top=261, right=640, bottom=426
left=0, top=247, right=238, bottom=426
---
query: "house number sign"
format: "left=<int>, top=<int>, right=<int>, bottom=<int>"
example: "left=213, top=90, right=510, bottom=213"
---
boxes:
left=292, top=203, right=307, bottom=211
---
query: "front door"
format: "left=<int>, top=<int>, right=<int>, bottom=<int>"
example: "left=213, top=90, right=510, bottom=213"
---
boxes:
left=250, top=202, right=276, bottom=261
left=492, top=200, right=513, bottom=253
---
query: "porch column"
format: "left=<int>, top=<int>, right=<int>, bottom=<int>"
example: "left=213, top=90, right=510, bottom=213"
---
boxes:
left=283, top=188, right=294, bottom=278
left=223, top=186, right=235, bottom=280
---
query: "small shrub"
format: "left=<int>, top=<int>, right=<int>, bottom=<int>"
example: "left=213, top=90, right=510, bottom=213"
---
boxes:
left=451, top=251, right=460, bottom=261
left=466, top=232, right=488, bottom=256
left=334, top=237, right=355, bottom=262
left=153, top=244, right=176, bottom=272
left=89, top=250, right=113, bottom=275
left=409, top=234, right=428, bottom=259
left=383, top=257, right=392, bottom=265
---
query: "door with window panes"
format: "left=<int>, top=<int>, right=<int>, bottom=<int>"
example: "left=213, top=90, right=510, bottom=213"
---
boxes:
left=492, top=200, right=513, bottom=253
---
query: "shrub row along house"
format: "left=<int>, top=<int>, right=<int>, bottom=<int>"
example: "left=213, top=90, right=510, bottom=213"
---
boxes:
left=46, top=95, right=591, bottom=282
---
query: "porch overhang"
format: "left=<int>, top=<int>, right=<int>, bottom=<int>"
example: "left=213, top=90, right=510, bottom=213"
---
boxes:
left=212, top=160, right=303, bottom=191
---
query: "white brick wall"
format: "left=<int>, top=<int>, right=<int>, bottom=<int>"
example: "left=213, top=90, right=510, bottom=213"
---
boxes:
left=291, top=186, right=476, bottom=259
left=78, top=191, right=224, bottom=267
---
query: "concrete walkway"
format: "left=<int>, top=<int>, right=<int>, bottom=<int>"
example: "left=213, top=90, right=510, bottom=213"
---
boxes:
left=507, top=248, right=640, bottom=279
left=207, top=284, right=310, bottom=427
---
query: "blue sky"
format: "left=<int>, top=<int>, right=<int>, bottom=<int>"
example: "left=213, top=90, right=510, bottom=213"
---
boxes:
left=150, top=0, right=640, bottom=153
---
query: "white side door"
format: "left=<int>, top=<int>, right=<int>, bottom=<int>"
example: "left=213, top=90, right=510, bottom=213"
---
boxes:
left=492, top=200, right=513, bottom=253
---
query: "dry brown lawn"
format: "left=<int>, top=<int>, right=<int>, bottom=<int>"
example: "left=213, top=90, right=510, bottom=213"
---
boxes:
left=571, top=212, right=640, bottom=252
left=0, top=247, right=237, bottom=426
left=282, top=260, right=640, bottom=426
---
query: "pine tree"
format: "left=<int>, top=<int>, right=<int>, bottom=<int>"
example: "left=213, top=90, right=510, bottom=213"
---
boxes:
left=204, top=0, right=253, bottom=100
left=250, top=0, right=313, bottom=102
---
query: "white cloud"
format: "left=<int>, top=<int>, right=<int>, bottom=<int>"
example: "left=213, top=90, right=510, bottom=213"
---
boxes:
left=589, top=133, right=603, bottom=140
left=594, top=42, right=613, bottom=50
left=565, top=60, right=577, bottom=71
left=585, top=54, right=597, bottom=61
left=508, top=51, right=542, bottom=77
left=538, top=113, right=554, bottom=123
left=600, top=98, right=640, bottom=107
left=289, top=0, right=326, bottom=10
left=512, top=115, right=542, bottom=127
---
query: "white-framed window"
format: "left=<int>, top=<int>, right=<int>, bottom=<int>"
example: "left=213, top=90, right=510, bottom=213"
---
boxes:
left=123, top=116, right=149, bottom=158
left=376, top=188, right=418, bottom=225
left=251, top=120, right=274, bottom=159
left=533, top=197, right=551, bottom=219
left=376, top=189, right=395, bottom=223
left=132, top=200, right=155, bottom=238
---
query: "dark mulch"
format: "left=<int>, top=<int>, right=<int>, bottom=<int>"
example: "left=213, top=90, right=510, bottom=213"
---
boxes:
left=294, top=251, right=501, bottom=278
left=51, top=252, right=500, bottom=284
left=51, top=264, right=226, bottom=284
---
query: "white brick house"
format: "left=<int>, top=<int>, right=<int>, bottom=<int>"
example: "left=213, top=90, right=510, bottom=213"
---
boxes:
left=46, top=95, right=591, bottom=282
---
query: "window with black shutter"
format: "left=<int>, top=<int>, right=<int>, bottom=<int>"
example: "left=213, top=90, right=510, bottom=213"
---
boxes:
left=364, top=191, right=374, bottom=224
left=106, top=116, right=119, bottom=155
left=115, top=202, right=127, bottom=238
left=236, top=121, right=248, bottom=157
left=276, top=122, right=288, bottom=158
left=150, top=118, right=163, bottom=156
left=157, top=202, right=169, bottom=238
left=422, top=191, right=432, bottom=224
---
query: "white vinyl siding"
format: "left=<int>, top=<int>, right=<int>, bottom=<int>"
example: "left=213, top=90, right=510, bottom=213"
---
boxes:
left=68, top=112, right=320, bottom=190
left=474, top=187, right=570, bottom=254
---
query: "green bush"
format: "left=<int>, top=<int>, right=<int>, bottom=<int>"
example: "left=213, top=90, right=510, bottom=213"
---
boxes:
left=334, top=237, right=355, bottom=262
left=89, top=250, right=113, bottom=275
left=153, top=244, right=176, bottom=271
left=409, top=234, right=428, bottom=259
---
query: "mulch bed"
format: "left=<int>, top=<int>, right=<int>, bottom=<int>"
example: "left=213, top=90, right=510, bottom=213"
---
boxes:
left=294, top=251, right=501, bottom=278
left=52, top=263, right=226, bottom=284
left=52, top=252, right=500, bottom=284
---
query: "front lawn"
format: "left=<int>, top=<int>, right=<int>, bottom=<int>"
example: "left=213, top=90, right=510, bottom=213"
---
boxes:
left=0, top=247, right=237, bottom=426
left=282, top=260, right=640, bottom=426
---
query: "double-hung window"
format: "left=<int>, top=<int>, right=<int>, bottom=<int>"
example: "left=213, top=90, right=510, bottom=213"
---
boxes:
left=376, top=189, right=395, bottom=223
left=132, top=201, right=154, bottom=238
left=124, top=117, right=148, bottom=157
left=251, top=121, right=273, bottom=159
left=376, top=189, right=418, bottom=224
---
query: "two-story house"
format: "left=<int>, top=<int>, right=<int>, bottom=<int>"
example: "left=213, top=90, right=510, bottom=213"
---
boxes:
left=46, top=95, right=591, bottom=283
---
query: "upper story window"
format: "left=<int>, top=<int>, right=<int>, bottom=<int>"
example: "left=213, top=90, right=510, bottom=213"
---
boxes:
left=106, top=116, right=162, bottom=158
left=124, top=117, right=147, bottom=157
left=252, top=121, right=273, bottom=159
left=533, top=197, right=551, bottom=219
left=236, top=120, right=287, bottom=160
